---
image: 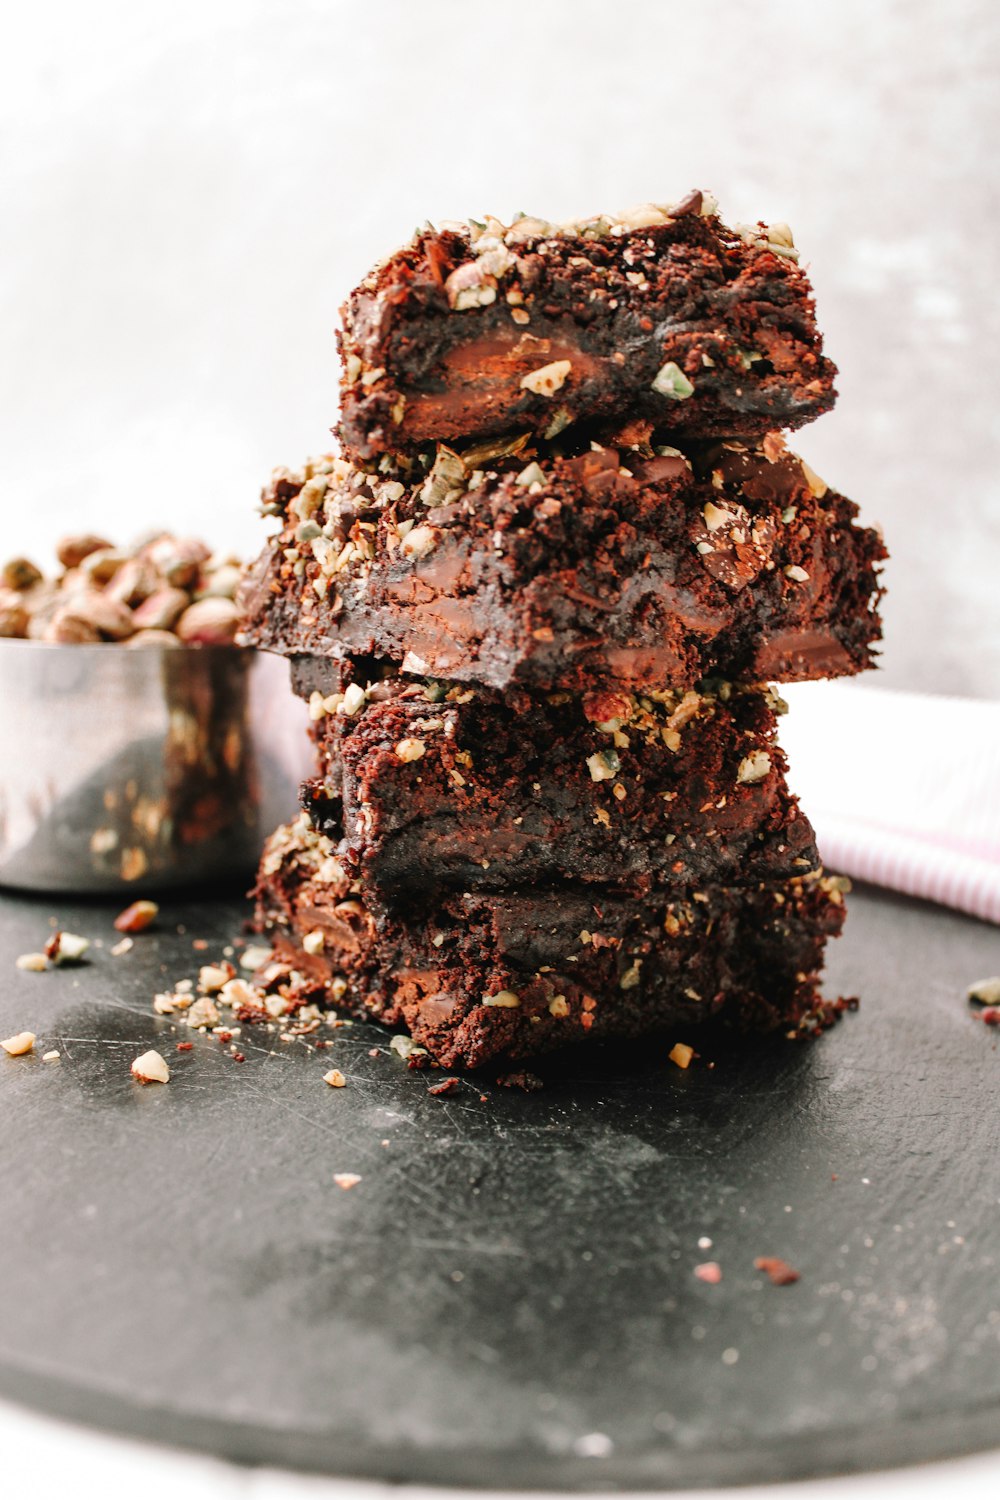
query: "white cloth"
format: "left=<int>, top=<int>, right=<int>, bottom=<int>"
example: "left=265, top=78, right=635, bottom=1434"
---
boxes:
left=781, top=683, right=1000, bottom=925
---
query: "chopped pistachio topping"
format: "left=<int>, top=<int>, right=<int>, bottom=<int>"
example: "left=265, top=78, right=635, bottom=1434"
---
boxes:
left=800, top=460, right=828, bottom=498
left=703, top=501, right=734, bottom=532
left=515, top=461, right=546, bottom=488
left=586, top=749, right=621, bottom=783
left=340, top=683, right=366, bottom=716
left=390, top=1034, right=427, bottom=1060
left=651, top=362, right=695, bottom=400
left=454, top=285, right=497, bottom=312
left=737, top=750, right=772, bottom=784
left=459, top=192, right=719, bottom=249
left=543, top=406, right=574, bottom=439
left=519, top=360, right=572, bottom=398
left=482, top=990, right=520, bottom=1008
left=400, top=525, right=438, bottom=560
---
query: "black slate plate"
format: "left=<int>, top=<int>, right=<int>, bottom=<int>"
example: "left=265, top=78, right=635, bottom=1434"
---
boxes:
left=1, top=884, right=999, bottom=1490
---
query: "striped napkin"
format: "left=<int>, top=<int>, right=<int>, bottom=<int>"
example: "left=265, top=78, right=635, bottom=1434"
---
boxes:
left=781, top=682, right=1000, bottom=926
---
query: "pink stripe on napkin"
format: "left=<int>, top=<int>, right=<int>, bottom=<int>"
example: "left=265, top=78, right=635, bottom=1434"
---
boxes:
left=781, top=683, right=1000, bottom=925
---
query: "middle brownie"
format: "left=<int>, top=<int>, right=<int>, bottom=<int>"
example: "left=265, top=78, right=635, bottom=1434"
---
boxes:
left=292, top=657, right=817, bottom=906
left=238, top=429, right=886, bottom=695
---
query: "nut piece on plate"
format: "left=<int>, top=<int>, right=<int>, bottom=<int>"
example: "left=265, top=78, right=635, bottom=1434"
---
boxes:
left=114, top=900, right=159, bottom=934
left=15, top=952, right=48, bottom=972
left=43, top=931, right=90, bottom=966
left=130, top=1050, right=170, bottom=1084
left=2, top=1031, right=36, bottom=1056
left=0, top=534, right=246, bottom=647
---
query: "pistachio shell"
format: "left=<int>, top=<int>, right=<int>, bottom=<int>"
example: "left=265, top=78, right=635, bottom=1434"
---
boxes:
left=1, top=557, right=44, bottom=591
left=47, top=591, right=135, bottom=642
left=131, top=587, right=190, bottom=631
left=0, top=588, right=28, bottom=638
left=175, top=597, right=240, bottom=645
left=125, top=628, right=183, bottom=649
left=56, top=534, right=113, bottom=570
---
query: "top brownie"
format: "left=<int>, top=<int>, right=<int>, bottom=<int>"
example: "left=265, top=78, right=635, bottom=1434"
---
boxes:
left=337, top=191, right=836, bottom=463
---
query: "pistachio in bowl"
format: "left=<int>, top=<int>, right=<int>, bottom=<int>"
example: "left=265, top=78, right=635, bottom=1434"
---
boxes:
left=0, top=532, right=241, bottom=646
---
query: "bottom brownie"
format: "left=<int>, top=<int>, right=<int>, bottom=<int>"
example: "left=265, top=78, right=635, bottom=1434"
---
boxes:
left=251, top=814, right=848, bottom=1070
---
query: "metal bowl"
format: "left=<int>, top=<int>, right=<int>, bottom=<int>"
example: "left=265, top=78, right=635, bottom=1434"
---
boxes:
left=0, top=642, right=312, bottom=894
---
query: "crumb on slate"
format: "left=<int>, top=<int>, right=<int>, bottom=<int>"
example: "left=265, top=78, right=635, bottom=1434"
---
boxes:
left=754, top=1256, right=800, bottom=1286
left=15, top=953, right=48, bottom=973
left=131, top=1050, right=170, bottom=1084
left=2, top=1031, right=36, bottom=1056
left=44, top=931, right=90, bottom=966
left=114, top=900, right=159, bottom=934
left=496, top=1070, right=544, bottom=1091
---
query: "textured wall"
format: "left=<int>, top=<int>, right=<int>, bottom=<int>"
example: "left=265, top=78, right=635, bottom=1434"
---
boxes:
left=2, top=0, right=998, bottom=693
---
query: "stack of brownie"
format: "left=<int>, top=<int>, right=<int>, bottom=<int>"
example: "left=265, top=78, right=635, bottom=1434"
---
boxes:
left=240, top=191, right=886, bottom=1070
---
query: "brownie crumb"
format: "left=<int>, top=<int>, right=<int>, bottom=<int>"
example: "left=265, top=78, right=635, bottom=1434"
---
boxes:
left=428, top=1077, right=461, bottom=1096
left=496, top=1070, right=545, bottom=1092
left=754, top=1256, right=800, bottom=1286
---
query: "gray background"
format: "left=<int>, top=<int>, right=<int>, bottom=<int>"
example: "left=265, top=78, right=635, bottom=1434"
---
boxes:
left=2, top=0, right=998, bottom=696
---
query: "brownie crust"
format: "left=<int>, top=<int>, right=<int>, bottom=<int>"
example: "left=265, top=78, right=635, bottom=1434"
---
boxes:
left=337, top=192, right=836, bottom=463
left=252, top=814, right=847, bottom=1071
left=238, top=430, right=885, bottom=695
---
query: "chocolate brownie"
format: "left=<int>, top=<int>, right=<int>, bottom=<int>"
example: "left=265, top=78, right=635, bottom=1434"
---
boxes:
left=337, top=192, right=836, bottom=463
left=252, top=814, right=848, bottom=1071
left=239, top=430, right=885, bottom=694
left=293, top=658, right=817, bottom=902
